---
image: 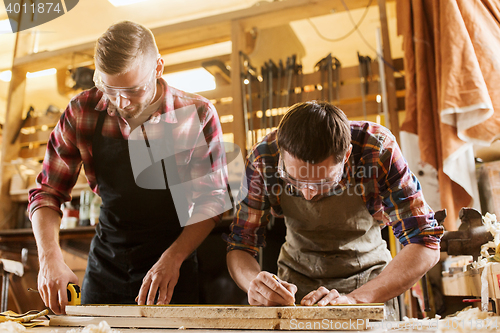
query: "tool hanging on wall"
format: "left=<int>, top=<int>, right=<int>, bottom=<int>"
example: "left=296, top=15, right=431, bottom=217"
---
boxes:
left=296, top=63, right=303, bottom=105
left=11, top=106, right=34, bottom=145
left=267, top=60, right=277, bottom=131
left=315, top=54, right=341, bottom=104
left=275, top=60, right=283, bottom=123
left=333, top=57, right=341, bottom=104
left=239, top=52, right=257, bottom=147
left=284, top=54, right=297, bottom=108
left=357, top=52, right=372, bottom=120
left=260, top=64, right=268, bottom=136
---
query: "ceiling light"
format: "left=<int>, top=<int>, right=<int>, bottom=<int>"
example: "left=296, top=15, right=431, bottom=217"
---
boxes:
left=107, top=0, right=149, bottom=7
left=0, top=70, right=12, bottom=82
left=26, top=68, right=57, bottom=78
left=0, top=68, right=58, bottom=81
left=163, top=68, right=215, bottom=93
left=0, top=19, right=13, bottom=34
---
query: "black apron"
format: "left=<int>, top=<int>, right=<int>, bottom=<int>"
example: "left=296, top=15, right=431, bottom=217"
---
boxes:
left=81, top=111, right=198, bottom=304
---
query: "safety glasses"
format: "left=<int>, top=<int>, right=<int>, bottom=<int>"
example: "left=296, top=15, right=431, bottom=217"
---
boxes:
left=93, top=67, right=156, bottom=99
left=277, top=155, right=344, bottom=192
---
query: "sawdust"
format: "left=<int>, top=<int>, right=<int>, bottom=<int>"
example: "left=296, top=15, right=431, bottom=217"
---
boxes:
left=437, top=307, right=499, bottom=332
left=0, top=321, right=26, bottom=332
left=66, top=321, right=121, bottom=333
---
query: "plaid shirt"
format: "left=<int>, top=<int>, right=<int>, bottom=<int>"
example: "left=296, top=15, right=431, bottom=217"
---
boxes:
left=225, top=121, right=443, bottom=257
left=28, top=79, right=227, bottom=223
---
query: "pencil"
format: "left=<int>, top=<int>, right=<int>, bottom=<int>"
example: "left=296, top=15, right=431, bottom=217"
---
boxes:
left=272, top=274, right=296, bottom=306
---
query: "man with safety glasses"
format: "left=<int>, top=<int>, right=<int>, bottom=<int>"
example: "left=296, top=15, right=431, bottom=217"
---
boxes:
left=225, top=101, right=443, bottom=320
left=28, top=21, right=228, bottom=313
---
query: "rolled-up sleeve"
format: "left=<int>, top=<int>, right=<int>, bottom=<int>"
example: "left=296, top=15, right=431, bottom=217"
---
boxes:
left=28, top=102, right=83, bottom=220
left=224, top=150, right=272, bottom=258
left=376, top=135, right=444, bottom=249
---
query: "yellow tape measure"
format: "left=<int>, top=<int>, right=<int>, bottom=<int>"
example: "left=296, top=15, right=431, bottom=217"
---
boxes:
left=67, top=283, right=81, bottom=306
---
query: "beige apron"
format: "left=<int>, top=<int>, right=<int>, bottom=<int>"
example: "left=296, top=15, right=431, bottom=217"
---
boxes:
left=278, top=185, right=399, bottom=320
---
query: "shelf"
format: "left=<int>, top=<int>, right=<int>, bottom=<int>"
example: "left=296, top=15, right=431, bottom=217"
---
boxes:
left=10, top=183, right=92, bottom=203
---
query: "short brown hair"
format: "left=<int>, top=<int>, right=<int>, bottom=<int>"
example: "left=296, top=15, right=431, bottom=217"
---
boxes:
left=277, top=101, right=351, bottom=164
left=94, top=21, right=158, bottom=75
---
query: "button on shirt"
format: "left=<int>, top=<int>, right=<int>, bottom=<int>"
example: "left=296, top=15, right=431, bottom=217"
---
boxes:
left=28, top=79, right=227, bottom=223
left=225, top=121, right=444, bottom=257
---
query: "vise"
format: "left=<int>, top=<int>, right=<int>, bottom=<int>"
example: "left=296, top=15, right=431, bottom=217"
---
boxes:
left=440, top=207, right=493, bottom=261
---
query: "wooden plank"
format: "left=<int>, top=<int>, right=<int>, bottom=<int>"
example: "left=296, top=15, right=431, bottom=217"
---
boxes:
left=50, top=316, right=370, bottom=330
left=19, top=145, right=47, bottom=160
left=19, top=130, right=52, bottom=145
left=65, top=304, right=384, bottom=320
left=23, top=112, right=62, bottom=128
left=231, top=20, right=247, bottom=156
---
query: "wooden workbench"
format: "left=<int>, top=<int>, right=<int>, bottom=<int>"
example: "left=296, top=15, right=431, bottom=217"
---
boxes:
left=28, top=320, right=441, bottom=333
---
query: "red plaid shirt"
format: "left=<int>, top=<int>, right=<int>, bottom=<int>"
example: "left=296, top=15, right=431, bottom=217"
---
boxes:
left=225, top=121, right=444, bottom=257
left=28, top=79, right=227, bottom=222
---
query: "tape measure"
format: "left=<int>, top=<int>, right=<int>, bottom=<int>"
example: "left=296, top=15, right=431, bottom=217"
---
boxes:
left=67, top=283, right=81, bottom=305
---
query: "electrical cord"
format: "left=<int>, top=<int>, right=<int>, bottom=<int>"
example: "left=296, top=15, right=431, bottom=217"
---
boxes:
left=308, top=0, right=403, bottom=75
left=339, top=0, right=403, bottom=75
left=307, top=0, right=373, bottom=42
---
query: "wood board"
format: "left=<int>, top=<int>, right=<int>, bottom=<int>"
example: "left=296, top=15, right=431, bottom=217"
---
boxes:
left=55, top=304, right=385, bottom=330
left=66, top=304, right=384, bottom=319
left=50, top=315, right=370, bottom=330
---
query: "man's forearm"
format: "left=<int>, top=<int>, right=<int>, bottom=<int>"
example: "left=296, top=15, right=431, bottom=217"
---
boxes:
left=227, top=249, right=261, bottom=293
left=31, top=207, right=64, bottom=261
left=163, top=215, right=217, bottom=266
left=348, top=243, right=440, bottom=303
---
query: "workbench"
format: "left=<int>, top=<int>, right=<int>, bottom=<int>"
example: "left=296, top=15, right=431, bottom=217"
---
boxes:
left=28, top=324, right=439, bottom=333
left=442, top=262, right=500, bottom=313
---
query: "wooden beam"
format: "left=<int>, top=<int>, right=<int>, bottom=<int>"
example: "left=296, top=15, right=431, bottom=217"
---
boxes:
left=231, top=20, right=247, bottom=154
left=6, top=0, right=393, bottom=73
left=377, top=0, right=400, bottom=142
left=0, top=56, right=28, bottom=229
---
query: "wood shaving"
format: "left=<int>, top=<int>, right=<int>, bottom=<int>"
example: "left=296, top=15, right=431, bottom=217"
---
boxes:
left=438, top=307, right=499, bottom=332
left=0, top=321, right=26, bottom=332
left=66, top=321, right=121, bottom=333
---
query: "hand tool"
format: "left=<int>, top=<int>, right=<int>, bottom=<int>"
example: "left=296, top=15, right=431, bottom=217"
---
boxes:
left=246, top=69, right=255, bottom=145
left=357, top=53, right=372, bottom=120
left=272, top=275, right=296, bottom=306
left=440, top=207, right=493, bottom=261
left=327, top=53, right=333, bottom=103
left=11, top=106, right=34, bottom=144
left=314, top=57, right=325, bottom=101
left=284, top=55, right=296, bottom=107
left=296, top=63, right=303, bottom=105
left=28, top=283, right=81, bottom=306
left=276, top=59, right=283, bottom=113
left=333, top=57, right=341, bottom=104
left=260, top=64, right=268, bottom=135
left=239, top=52, right=257, bottom=146
left=239, top=52, right=251, bottom=147
left=267, top=60, right=277, bottom=130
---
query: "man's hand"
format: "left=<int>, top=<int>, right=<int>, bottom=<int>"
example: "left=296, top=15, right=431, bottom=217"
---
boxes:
left=37, top=258, right=79, bottom=315
left=301, top=287, right=357, bottom=306
left=136, top=252, right=183, bottom=305
left=248, top=271, right=297, bottom=306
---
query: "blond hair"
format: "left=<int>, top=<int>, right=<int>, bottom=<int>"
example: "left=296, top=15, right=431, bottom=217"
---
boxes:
left=94, top=21, right=158, bottom=75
